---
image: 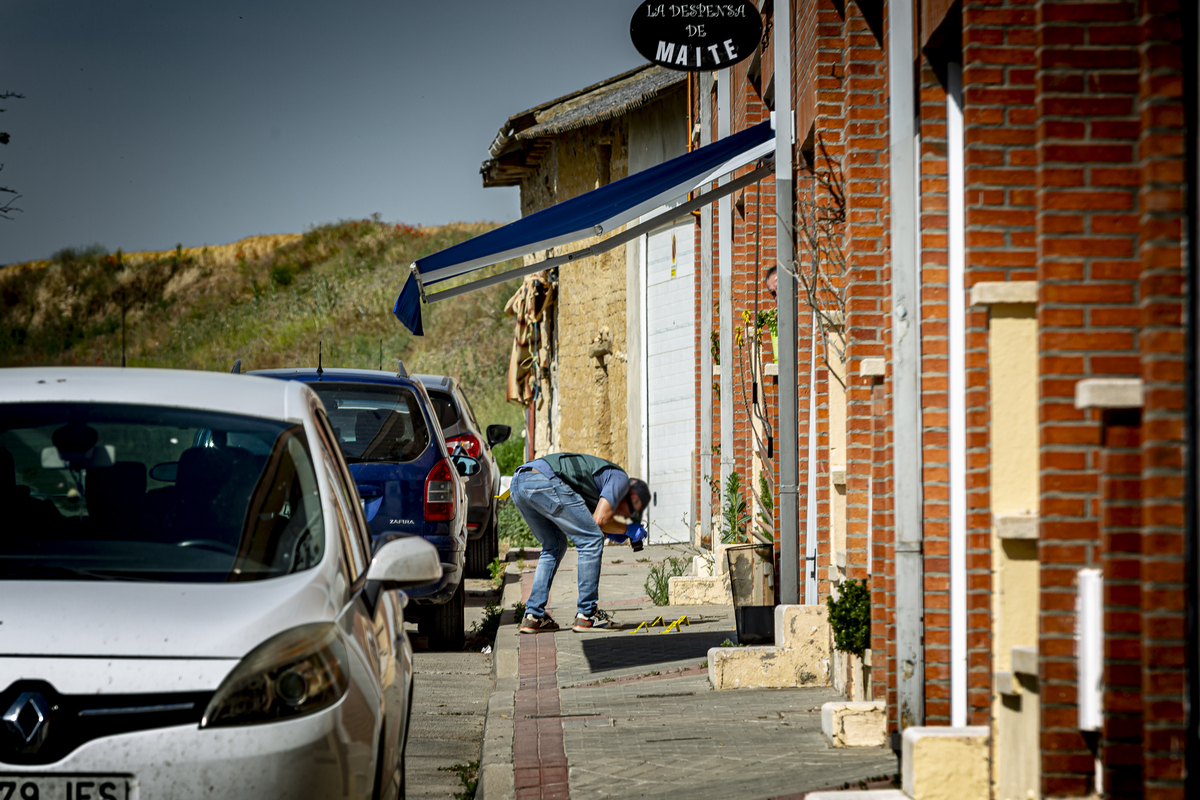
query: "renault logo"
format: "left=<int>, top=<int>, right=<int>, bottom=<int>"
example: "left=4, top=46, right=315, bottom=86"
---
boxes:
left=3, top=692, right=51, bottom=751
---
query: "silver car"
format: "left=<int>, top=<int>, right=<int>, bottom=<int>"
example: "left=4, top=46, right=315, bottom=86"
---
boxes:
left=0, top=368, right=442, bottom=799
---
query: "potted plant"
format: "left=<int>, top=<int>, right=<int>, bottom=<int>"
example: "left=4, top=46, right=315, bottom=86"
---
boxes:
left=722, top=471, right=776, bottom=643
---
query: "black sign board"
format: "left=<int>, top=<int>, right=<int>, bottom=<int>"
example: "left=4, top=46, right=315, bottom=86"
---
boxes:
left=629, top=1, right=763, bottom=72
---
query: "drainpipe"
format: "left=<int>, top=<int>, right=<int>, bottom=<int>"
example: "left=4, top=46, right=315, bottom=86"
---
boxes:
left=804, top=310, right=818, bottom=604
left=699, top=72, right=715, bottom=551
left=888, top=0, right=925, bottom=730
left=640, top=233, right=650, bottom=500
left=774, top=0, right=800, bottom=605
left=718, top=68, right=734, bottom=519
left=946, top=61, right=967, bottom=729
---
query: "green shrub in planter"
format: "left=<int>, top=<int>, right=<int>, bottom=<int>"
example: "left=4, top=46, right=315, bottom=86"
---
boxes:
left=826, top=578, right=870, bottom=657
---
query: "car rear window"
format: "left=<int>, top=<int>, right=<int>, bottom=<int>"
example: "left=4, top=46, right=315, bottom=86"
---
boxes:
left=0, top=402, right=325, bottom=583
left=309, top=382, right=430, bottom=463
left=425, top=390, right=460, bottom=428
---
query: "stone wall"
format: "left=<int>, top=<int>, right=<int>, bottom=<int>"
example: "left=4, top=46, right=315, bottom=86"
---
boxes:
left=520, top=120, right=631, bottom=466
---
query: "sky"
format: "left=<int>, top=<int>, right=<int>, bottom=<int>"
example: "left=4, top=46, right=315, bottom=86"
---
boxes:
left=0, top=0, right=648, bottom=264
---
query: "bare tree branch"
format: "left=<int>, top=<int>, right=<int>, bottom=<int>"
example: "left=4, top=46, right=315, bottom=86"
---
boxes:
left=0, top=164, right=20, bottom=219
left=0, top=92, right=23, bottom=219
left=775, top=132, right=850, bottom=385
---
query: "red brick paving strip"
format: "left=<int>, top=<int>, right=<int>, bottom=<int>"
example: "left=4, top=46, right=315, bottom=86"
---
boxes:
left=514, top=571, right=570, bottom=799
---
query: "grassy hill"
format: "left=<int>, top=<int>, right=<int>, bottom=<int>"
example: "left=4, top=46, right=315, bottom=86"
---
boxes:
left=0, top=217, right=527, bottom=436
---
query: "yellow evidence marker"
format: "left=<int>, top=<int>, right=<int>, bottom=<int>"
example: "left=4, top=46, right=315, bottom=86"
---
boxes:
left=630, top=615, right=666, bottom=633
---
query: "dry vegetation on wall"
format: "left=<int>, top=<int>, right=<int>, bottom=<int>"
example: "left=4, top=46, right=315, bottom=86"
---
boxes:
left=0, top=217, right=525, bottom=431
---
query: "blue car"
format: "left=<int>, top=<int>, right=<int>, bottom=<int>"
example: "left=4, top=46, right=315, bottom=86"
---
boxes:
left=249, top=366, right=474, bottom=650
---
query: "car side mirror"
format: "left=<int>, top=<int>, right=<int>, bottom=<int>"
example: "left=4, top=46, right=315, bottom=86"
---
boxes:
left=486, top=424, right=511, bottom=448
left=365, top=536, right=442, bottom=589
left=452, top=455, right=481, bottom=477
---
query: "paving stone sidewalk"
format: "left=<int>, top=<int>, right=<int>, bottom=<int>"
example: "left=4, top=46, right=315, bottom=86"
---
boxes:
left=481, top=544, right=896, bottom=800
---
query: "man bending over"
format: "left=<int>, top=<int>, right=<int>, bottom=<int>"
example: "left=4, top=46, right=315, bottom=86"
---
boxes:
left=510, top=452, right=649, bottom=633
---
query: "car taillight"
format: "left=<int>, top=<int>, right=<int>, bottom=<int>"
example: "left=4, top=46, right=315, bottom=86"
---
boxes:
left=425, top=457, right=457, bottom=522
left=445, top=433, right=483, bottom=458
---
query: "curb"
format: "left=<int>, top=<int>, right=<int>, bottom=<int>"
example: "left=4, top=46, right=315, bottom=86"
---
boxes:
left=477, top=566, right=523, bottom=800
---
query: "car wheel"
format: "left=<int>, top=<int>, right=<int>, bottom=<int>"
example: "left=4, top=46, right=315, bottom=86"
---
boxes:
left=419, top=579, right=465, bottom=650
left=465, top=515, right=496, bottom=578
left=487, top=509, right=499, bottom=562
left=465, top=534, right=487, bottom=579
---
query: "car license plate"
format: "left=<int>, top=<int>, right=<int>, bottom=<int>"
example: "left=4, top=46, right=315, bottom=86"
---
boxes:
left=0, top=776, right=134, bottom=800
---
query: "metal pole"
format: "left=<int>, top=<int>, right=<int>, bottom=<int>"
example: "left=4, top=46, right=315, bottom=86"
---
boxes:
left=946, top=61, right=967, bottom=729
left=699, top=71, right=715, bottom=550
left=775, top=0, right=799, bottom=605
left=718, top=68, right=734, bottom=535
left=805, top=311, right=818, bottom=604
left=889, top=0, right=925, bottom=730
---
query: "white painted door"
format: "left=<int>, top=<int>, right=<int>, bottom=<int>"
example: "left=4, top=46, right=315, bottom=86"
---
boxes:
left=644, top=217, right=695, bottom=543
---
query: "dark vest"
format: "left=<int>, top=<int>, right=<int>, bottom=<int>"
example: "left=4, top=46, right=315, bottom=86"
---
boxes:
left=539, top=452, right=624, bottom=513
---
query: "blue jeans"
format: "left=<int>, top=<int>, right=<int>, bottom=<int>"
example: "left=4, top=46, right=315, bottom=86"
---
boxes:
left=509, top=468, right=604, bottom=619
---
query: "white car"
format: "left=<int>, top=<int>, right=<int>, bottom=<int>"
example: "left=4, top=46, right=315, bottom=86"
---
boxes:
left=0, top=367, right=443, bottom=799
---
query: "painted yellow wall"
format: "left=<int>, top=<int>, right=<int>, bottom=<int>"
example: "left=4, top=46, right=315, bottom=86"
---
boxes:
left=986, top=301, right=1040, bottom=800
left=988, top=303, right=1039, bottom=671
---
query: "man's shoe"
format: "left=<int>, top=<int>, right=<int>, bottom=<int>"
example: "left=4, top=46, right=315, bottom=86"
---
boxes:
left=519, top=613, right=560, bottom=634
left=572, top=609, right=615, bottom=632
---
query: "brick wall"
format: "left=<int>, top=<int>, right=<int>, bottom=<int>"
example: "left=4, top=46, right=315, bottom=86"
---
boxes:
left=1101, top=410, right=1145, bottom=799
left=918, top=54, right=953, bottom=726
left=1135, top=3, right=1189, bottom=798
left=962, top=0, right=1040, bottom=729
left=1035, top=0, right=1143, bottom=794
left=843, top=0, right=889, bottom=589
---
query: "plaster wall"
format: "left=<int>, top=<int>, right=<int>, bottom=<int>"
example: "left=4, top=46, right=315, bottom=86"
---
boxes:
left=519, top=122, right=630, bottom=464
left=988, top=304, right=1039, bottom=669
left=518, top=88, right=686, bottom=470
left=986, top=302, right=1040, bottom=800
left=626, top=89, right=688, bottom=476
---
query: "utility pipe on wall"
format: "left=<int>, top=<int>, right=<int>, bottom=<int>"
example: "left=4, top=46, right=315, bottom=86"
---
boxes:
left=804, top=310, right=819, bottom=604
left=774, top=0, right=800, bottom=605
left=718, top=69, right=734, bottom=511
left=699, top=72, right=715, bottom=550
left=640, top=233, right=650, bottom=501
left=946, top=62, right=967, bottom=729
left=888, top=0, right=925, bottom=729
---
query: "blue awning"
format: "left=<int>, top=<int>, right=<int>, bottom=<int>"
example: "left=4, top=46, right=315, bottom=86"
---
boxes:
left=394, top=119, right=775, bottom=335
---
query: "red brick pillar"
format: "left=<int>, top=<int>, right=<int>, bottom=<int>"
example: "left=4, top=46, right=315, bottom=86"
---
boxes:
left=918, top=54, right=953, bottom=726
left=1135, top=3, right=1190, bottom=798
left=961, top=0, right=1039, bottom=728
left=1100, top=411, right=1144, bottom=799
left=1035, top=0, right=1143, bottom=794
left=842, top=0, right=888, bottom=586
left=801, top=0, right=848, bottom=603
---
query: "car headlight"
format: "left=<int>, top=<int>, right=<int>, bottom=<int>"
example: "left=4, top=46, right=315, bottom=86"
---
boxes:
left=201, top=622, right=350, bottom=728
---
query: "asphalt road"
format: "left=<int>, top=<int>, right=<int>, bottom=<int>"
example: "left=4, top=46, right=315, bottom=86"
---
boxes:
left=405, top=577, right=497, bottom=799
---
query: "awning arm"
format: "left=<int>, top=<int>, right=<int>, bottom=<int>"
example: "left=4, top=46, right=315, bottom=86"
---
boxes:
left=423, top=160, right=773, bottom=305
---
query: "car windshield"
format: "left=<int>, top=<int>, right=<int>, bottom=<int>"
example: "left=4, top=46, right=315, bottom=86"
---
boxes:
left=0, top=402, right=325, bottom=583
left=309, top=382, right=430, bottom=463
